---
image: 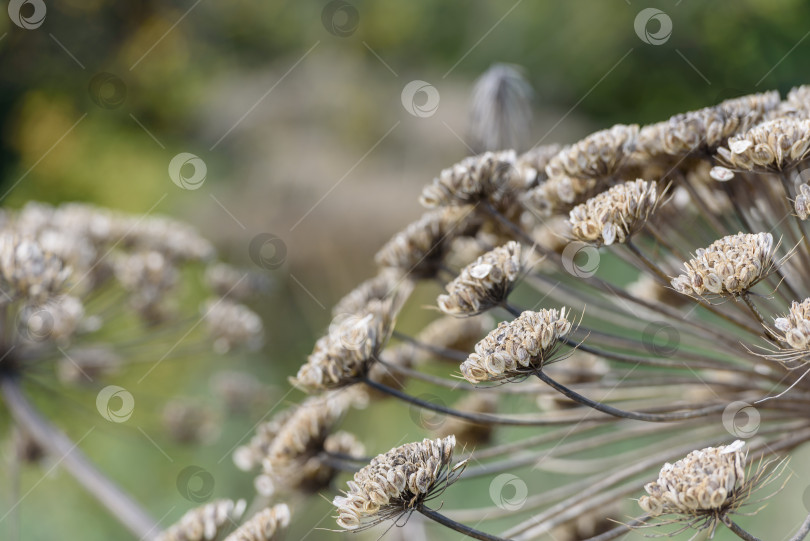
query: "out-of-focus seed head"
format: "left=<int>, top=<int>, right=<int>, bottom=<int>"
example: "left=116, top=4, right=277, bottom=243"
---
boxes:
left=223, top=504, right=290, bottom=541
left=774, top=298, right=810, bottom=354
left=638, top=440, right=746, bottom=517
left=375, top=207, right=481, bottom=277
left=568, top=179, right=663, bottom=246
left=333, top=436, right=458, bottom=531
left=460, top=308, right=572, bottom=383
left=671, top=232, right=775, bottom=298
left=468, top=63, right=533, bottom=154
left=438, top=241, right=522, bottom=316
left=795, top=183, right=810, bottom=220
left=157, top=499, right=247, bottom=541
left=0, top=233, right=71, bottom=303
left=202, top=298, right=264, bottom=353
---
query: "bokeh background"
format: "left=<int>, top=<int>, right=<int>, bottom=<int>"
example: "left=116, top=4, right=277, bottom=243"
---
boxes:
left=1, top=1, right=810, bottom=539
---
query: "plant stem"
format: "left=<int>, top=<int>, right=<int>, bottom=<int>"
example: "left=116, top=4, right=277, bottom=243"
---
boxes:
left=723, top=516, right=763, bottom=541
left=419, top=505, right=512, bottom=541
left=788, top=512, right=810, bottom=541
left=0, top=377, right=160, bottom=540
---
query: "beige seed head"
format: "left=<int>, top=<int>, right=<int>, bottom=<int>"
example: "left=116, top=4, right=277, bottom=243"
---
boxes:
left=795, top=183, right=810, bottom=220
left=333, top=436, right=457, bottom=530
left=460, top=308, right=572, bottom=384
left=717, top=118, right=810, bottom=172
left=438, top=241, right=522, bottom=316
left=157, top=499, right=247, bottom=541
left=671, top=232, right=775, bottom=297
left=419, top=151, right=518, bottom=208
left=774, top=298, right=810, bottom=352
left=545, top=124, right=639, bottom=180
left=223, top=504, right=290, bottom=541
left=638, top=440, right=746, bottom=517
left=568, top=179, right=662, bottom=246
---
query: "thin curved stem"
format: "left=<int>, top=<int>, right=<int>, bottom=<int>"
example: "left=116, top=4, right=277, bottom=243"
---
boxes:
left=0, top=377, right=160, bottom=540
left=534, top=370, right=727, bottom=422
left=788, top=512, right=810, bottom=541
left=419, top=505, right=511, bottom=541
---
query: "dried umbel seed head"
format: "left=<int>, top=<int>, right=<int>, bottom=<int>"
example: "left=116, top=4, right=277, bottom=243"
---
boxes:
left=460, top=308, right=572, bottom=384
left=522, top=174, right=602, bottom=218
left=546, top=124, right=639, bottom=180
left=157, top=499, right=247, bottom=541
left=514, top=144, right=563, bottom=188
left=774, top=298, right=810, bottom=352
left=419, top=151, right=518, bottom=208
left=375, top=206, right=480, bottom=277
left=795, top=183, right=810, bottom=220
left=638, top=440, right=746, bottom=517
left=568, top=179, right=662, bottom=246
left=717, top=118, right=810, bottom=172
left=333, top=436, right=459, bottom=530
left=244, top=389, right=366, bottom=495
left=0, top=234, right=71, bottom=303
left=637, top=91, right=780, bottom=159
left=223, top=504, right=290, bottom=541
left=438, top=241, right=522, bottom=316
left=113, top=250, right=177, bottom=321
left=332, top=268, right=407, bottom=318
left=162, top=399, right=220, bottom=445
left=671, top=232, right=775, bottom=297
left=202, top=298, right=264, bottom=353
left=18, top=295, right=84, bottom=344
left=292, top=297, right=400, bottom=391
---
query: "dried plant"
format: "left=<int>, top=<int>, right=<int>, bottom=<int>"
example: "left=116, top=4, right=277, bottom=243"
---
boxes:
left=234, top=84, right=810, bottom=541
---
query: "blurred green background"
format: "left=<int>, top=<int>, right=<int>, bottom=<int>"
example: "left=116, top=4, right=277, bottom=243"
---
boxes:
left=1, top=0, right=810, bottom=539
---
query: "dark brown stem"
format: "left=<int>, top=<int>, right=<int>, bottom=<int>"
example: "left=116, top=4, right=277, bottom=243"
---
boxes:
left=0, top=377, right=160, bottom=540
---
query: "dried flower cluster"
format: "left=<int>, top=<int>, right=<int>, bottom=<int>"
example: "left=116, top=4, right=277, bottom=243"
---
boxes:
left=568, top=179, right=662, bottom=245
left=333, top=436, right=458, bottom=530
left=437, top=241, right=522, bottom=315
left=460, top=308, right=572, bottom=383
left=717, top=117, right=810, bottom=172
left=546, top=124, right=639, bottom=180
left=639, top=441, right=746, bottom=517
left=774, top=298, right=810, bottom=353
left=671, top=232, right=775, bottom=297
left=223, top=504, right=290, bottom=541
left=157, top=499, right=246, bottom=541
